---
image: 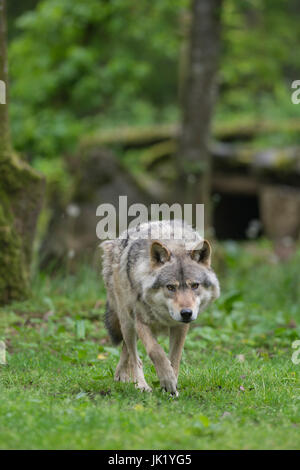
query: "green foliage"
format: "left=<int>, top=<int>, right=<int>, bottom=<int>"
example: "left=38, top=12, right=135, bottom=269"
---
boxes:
left=9, top=0, right=186, bottom=164
left=219, top=0, right=300, bottom=121
left=7, top=0, right=300, bottom=187
left=0, top=242, right=299, bottom=449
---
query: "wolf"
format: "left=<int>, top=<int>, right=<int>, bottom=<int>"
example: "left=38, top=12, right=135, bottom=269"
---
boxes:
left=101, top=220, right=220, bottom=395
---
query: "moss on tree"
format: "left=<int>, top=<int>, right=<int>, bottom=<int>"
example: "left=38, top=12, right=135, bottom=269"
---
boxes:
left=0, top=191, right=29, bottom=302
left=0, top=150, right=45, bottom=304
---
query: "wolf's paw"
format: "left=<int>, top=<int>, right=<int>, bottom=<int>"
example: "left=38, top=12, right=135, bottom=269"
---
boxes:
left=166, top=389, right=179, bottom=398
left=135, top=380, right=152, bottom=393
left=114, top=368, right=131, bottom=383
left=160, top=374, right=178, bottom=396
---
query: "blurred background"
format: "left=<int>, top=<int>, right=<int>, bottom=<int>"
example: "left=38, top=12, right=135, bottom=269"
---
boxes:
left=4, top=0, right=300, bottom=273
left=1, top=3, right=300, bottom=449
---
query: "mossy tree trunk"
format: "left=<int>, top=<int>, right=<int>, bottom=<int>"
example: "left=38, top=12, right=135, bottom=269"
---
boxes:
left=177, top=0, right=223, bottom=230
left=0, top=0, right=45, bottom=304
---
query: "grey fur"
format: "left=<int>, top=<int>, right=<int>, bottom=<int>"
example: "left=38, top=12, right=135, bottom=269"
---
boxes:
left=104, top=302, right=122, bottom=345
left=101, top=220, right=220, bottom=395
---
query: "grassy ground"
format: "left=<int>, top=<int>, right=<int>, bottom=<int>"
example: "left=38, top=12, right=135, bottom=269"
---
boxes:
left=0, top=241, right=299, bottom=450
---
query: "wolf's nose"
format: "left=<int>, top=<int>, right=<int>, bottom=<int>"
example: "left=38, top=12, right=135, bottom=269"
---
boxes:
left=180, top=309, right=193, bottom=322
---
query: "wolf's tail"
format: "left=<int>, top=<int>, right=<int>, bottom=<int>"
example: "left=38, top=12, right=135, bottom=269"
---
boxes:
left=104, top=302, right=123, bottom=345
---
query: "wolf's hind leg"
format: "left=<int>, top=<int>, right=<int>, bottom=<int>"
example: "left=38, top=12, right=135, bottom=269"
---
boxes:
left=136, top=318, right=178, bottom=396
left=120, top=316, right=152, bottom=392
left=169, top=324, right=189, bottom=379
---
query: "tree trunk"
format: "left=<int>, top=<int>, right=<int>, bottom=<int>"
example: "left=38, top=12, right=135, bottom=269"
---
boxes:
left=0, top=0, right=45, bottom=304
left=177, top=0, right=223, bottom=231
left=0, top=0, right=10, bottom=152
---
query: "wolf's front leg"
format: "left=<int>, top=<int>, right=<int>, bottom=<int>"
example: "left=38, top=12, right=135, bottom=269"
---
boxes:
left=114, top=342, right=131, bottom=382
left=136, top=318, right=178, bottom=396
left=119, top=316, right=152, bottom=392
left=169, top=324, right=189, bottom=379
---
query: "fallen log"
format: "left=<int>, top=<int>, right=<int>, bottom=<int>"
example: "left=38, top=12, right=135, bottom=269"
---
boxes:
left=80, top=118, right=300, bottom=149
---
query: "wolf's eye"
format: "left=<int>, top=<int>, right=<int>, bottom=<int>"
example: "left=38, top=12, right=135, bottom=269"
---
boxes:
left=166, top=284, right=176, bottom=292
left=191, top=282, right=199, bottom=290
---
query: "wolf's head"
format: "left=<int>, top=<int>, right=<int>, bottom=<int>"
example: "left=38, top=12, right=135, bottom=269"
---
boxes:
left=146, top=240, right=220, bottom=323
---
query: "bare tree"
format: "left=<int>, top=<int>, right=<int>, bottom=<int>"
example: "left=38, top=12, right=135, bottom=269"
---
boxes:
left=177, top=0, right=223, bottom=230
left=0, top=0, right=44, bottom=304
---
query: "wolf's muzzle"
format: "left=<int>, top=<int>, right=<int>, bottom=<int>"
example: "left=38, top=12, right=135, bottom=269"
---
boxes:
left=180, top=309, right=193, bottom=322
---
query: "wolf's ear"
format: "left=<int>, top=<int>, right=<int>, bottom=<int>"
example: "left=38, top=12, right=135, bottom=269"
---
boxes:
left=190, top=240, right=211, bottom=266
left=150, top=241, right=171, bottom=266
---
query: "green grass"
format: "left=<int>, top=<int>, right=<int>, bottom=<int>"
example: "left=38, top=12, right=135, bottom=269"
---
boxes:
left=0, top=241, right=300, bottom=450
